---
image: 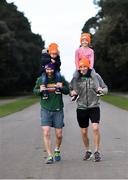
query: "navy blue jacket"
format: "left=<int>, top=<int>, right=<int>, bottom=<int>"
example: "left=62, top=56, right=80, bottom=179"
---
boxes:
left=41, top=52, right=61, bottom=72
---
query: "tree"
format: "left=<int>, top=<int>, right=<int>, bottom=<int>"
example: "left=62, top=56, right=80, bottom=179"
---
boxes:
left=82, top=0, right=128, bottom=91
left=0, top=0, right=44, bottom=95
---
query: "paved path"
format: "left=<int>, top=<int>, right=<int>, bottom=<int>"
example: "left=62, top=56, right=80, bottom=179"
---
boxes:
left=0, top=96, right=128, bottom=179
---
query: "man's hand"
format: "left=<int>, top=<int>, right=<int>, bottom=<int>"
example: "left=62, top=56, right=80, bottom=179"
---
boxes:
left=70, top=90, right=78, bottom=96
left=56, top=82, right=63, bottom=88
left=97, top=87, right=103, bottom=92
left=40, top=85, right=46, bottom=92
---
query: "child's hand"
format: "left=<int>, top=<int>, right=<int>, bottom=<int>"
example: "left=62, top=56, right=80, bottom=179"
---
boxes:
left=51, top=59, right=56, bottom=63
left=40, top=85, right=46, bottom=92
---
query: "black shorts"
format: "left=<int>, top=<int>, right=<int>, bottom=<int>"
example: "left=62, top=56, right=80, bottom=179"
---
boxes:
left=76, top=107, right=100, bottom=128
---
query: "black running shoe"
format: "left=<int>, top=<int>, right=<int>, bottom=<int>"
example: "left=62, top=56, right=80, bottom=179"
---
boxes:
left=83, top=151, right=93, bottom=160
left=94, top=151, right=101, bottom=162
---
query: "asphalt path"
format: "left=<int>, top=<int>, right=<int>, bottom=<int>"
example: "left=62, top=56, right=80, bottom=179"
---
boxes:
left=0, top=95, right=128, bottom=179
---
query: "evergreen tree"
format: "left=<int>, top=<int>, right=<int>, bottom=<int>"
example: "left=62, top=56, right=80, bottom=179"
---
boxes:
left=0, top=0, right=44, bottom=95
left=82, top=0, right=128, bottom=91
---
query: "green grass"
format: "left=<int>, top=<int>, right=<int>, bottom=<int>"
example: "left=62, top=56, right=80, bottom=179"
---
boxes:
left=101, top=94, right=128, bottom=110
left=0, top=96, right=39, bottom=117
left=0, top=96, right=14, bottom=99
left=1, top=93, right=128, bottom=117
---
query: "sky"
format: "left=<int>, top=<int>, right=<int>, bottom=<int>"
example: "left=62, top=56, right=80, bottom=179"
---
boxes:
left=6, top=0, right=98, bottom=81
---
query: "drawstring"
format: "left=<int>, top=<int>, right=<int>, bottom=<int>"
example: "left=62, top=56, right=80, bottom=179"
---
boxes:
left=89, top=78, right=90, bottom=89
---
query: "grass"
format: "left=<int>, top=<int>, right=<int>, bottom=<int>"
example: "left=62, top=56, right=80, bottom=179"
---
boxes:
left=0, top=93, right=128, bottom=117
left=101, top=93, right=128, bottom=111
left=0, top=95, right=39, bottom=117
left=0, top=96, right=15, bottom=99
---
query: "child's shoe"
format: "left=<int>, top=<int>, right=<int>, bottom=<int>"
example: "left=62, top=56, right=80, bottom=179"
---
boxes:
left=97, top=87, right=104, bottom=97
left=42, top=90, right=48, bottom=99
left=55, top=87, right=61, bottom=94
left=97, top=90, right=104, bottom=97
left=71, top=95, right=79, bottom=101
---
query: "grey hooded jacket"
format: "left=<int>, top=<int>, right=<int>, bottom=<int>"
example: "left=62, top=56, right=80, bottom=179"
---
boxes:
left=70, top=73, right=108, bottom=109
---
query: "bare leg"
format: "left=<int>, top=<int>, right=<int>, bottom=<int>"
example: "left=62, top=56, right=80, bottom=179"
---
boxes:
left=81, top=128, right=90, bottom=151
left=55, top=128, right=63, bottom=150
left=42, top=126, right=52, bottom=156
left=91, top=123, right=100, bottom=152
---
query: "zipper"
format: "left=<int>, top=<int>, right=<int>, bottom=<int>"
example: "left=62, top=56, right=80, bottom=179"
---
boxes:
left=86, top=79, right=88, bottom=107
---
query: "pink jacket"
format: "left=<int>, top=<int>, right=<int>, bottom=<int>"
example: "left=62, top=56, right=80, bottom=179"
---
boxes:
left=75, top=47, right=94, bottom=70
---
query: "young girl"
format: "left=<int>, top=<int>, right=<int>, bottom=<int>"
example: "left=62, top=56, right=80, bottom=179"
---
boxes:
left=71, top=33, right=103, bottom=101
left=41, top=43, right=62, bottom=99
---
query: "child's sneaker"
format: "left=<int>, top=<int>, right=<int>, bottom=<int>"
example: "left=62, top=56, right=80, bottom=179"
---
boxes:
left=42, top=90, right=48, bottom=99
left=55, top=87, right=61, bottom=94
left=93, top=151, right=101, bottom=162
left=83, top=151, right=93, bottom=160
left=71, top=95, right=79, bottom=101
left=54, top=150, right=61, bottom=161
left=46, top=155, right=54, bottom=164
left=97, top=90, right=104, bottom=97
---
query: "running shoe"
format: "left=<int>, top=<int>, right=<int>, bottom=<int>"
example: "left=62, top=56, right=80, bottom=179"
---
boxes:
left=54, top=150, right=61, bottom=161
left=46, top=156, right=54, bottom=164
left=93, top=151, right=101, bottom=162
left=83, top=151, right=93, bottom=160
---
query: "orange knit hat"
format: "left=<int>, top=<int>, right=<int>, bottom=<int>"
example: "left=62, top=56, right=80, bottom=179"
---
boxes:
left=79, top=57, right=90, bottom=68
left=80, top=33, right=91, bottom=44
left=48, top=43, right=59, bottom=54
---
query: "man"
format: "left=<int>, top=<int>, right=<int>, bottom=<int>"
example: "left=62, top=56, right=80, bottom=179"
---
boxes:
left=33, top=63, right=69, bottom=164
left=70, top=58, right=108, bottom=162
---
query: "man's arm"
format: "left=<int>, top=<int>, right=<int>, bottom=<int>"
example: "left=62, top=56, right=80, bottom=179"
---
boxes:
left=33, top=77, right=42, bottom=96
left=96, top=74, right=108, bottom=95
left=61, top=76, right=69, bottom=95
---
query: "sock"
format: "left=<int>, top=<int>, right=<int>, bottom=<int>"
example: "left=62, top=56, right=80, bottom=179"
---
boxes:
left=55, top=148, right=60, bottom=151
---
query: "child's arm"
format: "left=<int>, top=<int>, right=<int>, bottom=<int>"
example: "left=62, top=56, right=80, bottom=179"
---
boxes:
left=41, top=53, right=51, bottom=66
left=96, top=74, right=108, bottom=95
left=89, top=49, right=94, bottom=69
left=54, top=56, right=61, bottom=70
left=75, top=49, right=80, bottom=70
left=61, top=76, right=69, bottom=95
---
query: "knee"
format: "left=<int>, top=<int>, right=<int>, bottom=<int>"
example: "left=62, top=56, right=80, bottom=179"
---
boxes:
left=81, top=128, right=88, bottom=136
left=43, top=130, right=50, bottom=138
left=56, top=132, right=63, bottom=139
left=92, top=124, right=99, bottom=133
